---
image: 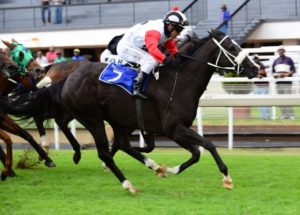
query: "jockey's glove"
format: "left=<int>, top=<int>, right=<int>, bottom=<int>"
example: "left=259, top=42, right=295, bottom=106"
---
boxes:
left=163, top=55, right=181, bottom=69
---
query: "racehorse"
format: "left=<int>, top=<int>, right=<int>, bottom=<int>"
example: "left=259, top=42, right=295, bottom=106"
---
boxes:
left=57, top=30, right=258, bottom=193
left=5, top=60, right=83, bottom=164
left=0, top=41, right=55, bottom=180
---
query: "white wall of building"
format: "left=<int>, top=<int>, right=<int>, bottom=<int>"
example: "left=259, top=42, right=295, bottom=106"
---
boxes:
left=247, top=20, right=300, bottom=45
left=0, top=27, right=128, bottom=49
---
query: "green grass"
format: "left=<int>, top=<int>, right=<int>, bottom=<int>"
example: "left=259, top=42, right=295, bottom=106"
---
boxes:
left=1, top=149, right=300, bottom=215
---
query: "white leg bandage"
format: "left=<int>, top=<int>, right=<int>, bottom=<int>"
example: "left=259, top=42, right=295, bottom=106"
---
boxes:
left=144, top=158, right=159, bottom=170
left=166, top=165, right=180, bottom=174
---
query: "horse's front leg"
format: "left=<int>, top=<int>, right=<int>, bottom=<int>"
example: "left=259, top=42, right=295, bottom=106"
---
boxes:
left=34, top=116, right=50, bottom=153
left=166, top=124, right=233, bottom=190
left=0, top=130, right=13, bottom=180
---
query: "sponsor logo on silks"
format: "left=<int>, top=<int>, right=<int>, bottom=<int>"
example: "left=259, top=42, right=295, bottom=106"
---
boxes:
left=105, top=57, right=127, bottom=65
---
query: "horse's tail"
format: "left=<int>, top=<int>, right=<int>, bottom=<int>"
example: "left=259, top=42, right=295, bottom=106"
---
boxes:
left=1, top=78, right=67, bottom=123
left=0, top=88, right=50, bottom=117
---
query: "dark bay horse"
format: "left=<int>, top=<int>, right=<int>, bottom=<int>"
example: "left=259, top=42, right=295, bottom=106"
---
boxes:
left=58, top=30, right=258, bottom=193
left=5, top=60, right=83, bottom=164
left=0, top=41, right=55, bottom=180
left=4, top=58, right=159, bottom=168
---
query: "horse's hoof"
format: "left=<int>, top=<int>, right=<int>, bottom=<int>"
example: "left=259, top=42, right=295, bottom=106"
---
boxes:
left=8, top=169, right=17, bottom=177
left=45, top=161, right=56, bottom=168
left=128, top=186, right=139, bottom=194
left=222, top=175, right=233, bottom=190
left=122, top=180, right=139, bottom=194
left=73, top=152, right=81, bottom=165
left=1, top=172, right=7, bottom=181
left=155, top=164, right=168, bottom=178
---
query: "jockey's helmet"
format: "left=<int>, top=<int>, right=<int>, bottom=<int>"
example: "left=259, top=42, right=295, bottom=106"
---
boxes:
left=163, top=10, right=188, bottom=33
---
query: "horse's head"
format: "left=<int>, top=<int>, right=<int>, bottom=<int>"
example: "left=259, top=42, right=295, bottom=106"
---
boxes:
left=0, top=48, right=18, bottom=78
left=2, top=39, right=45, bottom=77
left=207, top=30, right=258, bottom=78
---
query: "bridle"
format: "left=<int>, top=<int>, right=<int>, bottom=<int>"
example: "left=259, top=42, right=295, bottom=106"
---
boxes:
left=208, top=35, right=248, bottom=74
left=180, top=35, right=250, bottom=74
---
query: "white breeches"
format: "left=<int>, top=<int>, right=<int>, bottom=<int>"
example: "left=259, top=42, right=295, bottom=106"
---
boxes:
left=100, top=49, right=129, bottom=65
left=117, top=41, right=158, bottom=74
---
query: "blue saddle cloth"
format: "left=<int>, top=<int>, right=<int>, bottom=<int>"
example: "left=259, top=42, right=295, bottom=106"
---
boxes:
left=99, top=63, right=137, bottom=95
left=99, top=63, right=138, bottom=94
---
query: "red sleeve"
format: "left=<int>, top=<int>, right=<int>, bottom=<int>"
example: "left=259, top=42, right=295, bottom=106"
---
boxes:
left=145, top=30, right=166, bottom=63
left=164, top=39, right=178, bottom=56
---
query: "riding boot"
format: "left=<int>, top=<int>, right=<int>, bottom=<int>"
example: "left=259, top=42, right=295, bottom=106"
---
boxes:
left=133, top=71, right=148, bottom=99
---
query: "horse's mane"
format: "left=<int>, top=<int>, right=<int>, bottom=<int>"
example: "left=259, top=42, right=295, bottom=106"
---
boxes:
left=180, top=30, right=226, bottom=57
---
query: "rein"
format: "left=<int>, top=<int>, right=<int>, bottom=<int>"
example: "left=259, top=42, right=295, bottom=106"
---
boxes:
left=165, top=34, right=248, bottom=111
left=179, top=35, right=248, bottom=74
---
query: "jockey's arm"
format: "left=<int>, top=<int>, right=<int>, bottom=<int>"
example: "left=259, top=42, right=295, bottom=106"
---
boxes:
left=145, top=30, right=167, bottom=63
left=164, top=39, right=178, bottom=57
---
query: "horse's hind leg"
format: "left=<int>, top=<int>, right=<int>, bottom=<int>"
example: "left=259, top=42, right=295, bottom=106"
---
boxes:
left=112, top=127, right=167, bottom=177
left=0, top=116, right=56, bottom=168
left=132, top=132, right=155, bottom=153
left=34, top=116, right=50, bottom=153
left=110, top=130, right=155, bottom=157
left=55, top=118, right=81, bottom=164
left=80, top=119, right=138, bottom=193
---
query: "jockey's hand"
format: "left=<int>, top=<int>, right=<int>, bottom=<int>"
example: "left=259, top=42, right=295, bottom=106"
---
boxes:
left=163, top=56, right=181, bottom=69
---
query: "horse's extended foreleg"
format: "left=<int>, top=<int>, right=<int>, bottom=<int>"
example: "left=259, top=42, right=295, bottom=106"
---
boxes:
left=167, top=124, right=233, bottom=189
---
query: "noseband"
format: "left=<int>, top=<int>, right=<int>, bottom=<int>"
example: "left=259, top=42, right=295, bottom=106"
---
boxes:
left=208, top=35, right=248, bottom=74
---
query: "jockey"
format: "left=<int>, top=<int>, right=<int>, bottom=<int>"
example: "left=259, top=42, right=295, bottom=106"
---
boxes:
left=116, top=7, right=189, bottom=99
left=100, top=34, right=130, bottom=66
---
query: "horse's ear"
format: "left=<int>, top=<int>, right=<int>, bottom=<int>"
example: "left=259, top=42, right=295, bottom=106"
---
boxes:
left=2, top=40, right=15, bottom=50
left=12, top=38, right=18, bottom=43
left=1, top=40, right=13, bottom=48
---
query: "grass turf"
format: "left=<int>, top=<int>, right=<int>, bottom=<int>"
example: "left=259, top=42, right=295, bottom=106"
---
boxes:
left=0, top=149, right=299, bottom=215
